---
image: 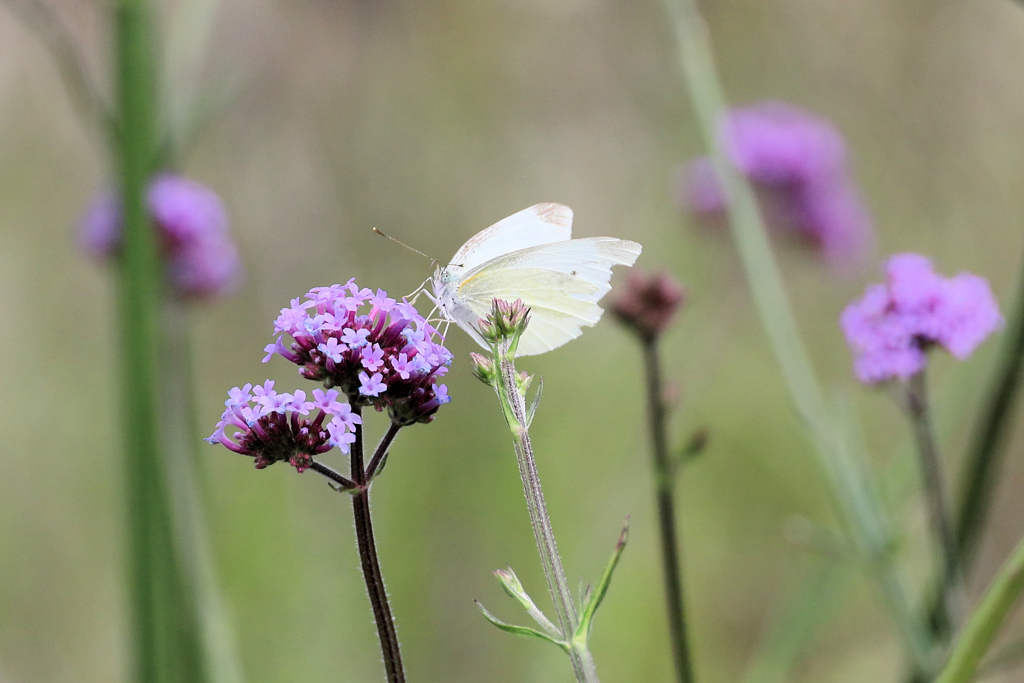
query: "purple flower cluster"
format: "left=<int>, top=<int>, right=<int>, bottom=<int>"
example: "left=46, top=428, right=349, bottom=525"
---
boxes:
left=678, top=101, right=874, bottom=266
left=841, top=254, right=1003, bottom=384
left=79, top=172, right=241, bottom=298
left=264, top=279, right=453, bottom=425
left=206, top=382, right=362, bottom=471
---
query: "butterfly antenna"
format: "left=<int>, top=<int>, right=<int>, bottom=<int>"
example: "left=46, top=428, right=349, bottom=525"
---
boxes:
left=373, top=227, right=436, bottom=265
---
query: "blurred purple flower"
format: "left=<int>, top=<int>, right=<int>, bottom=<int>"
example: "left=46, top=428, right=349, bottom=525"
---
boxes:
left=676, top=101, right=874, bottom=266
left=78, top=172, right=241, bottom=299
left=841, top=253, right=1003, bottom=384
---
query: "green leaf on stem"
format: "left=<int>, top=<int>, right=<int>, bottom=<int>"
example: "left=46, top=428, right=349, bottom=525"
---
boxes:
left=493, top=567, right=561, bottom=638
left=575, top=520, right=629, bottom=643
left=525, top=376, right=544, bottom=428
left=475, top=601, right=570, bottom=653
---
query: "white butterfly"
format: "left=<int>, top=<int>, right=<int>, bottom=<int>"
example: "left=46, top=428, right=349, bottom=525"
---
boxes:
left=430, top=203, right=642, bottom=356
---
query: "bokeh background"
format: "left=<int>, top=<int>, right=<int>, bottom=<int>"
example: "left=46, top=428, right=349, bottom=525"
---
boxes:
left=3, top=0, right=1024, bottom=681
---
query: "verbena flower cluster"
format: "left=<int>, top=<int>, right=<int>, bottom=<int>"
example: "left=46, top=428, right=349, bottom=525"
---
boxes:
left=678, top=100, right=874, bottom=265
left=263, top=279, right=453, bottom=426
left=207, top=382, right=361, bottom=471
left=208, top=280, right=452, bottom=472
left=841, top=253, right=1003, bottom=384
left=79, top=172, right=241, bottom=298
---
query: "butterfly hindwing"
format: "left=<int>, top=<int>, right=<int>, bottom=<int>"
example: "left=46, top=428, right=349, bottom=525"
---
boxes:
left=450, top=203, right=573, bottom=273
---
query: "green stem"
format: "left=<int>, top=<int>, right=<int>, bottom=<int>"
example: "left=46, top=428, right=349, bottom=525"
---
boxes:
left=493, top=337, right=598, bottom=682
left=641, top=337, right=695, bottom=683
left=913, top=252, right=1024, bottom=680
left=660, top=0, right=933, bottom=671
left=163, top=300, right=246, bottom=683
left=115, top=0, right=179, bottom=681
left=935, top=534, right=1024, bottom=683
left=956, top=244, right=1024, bottom=565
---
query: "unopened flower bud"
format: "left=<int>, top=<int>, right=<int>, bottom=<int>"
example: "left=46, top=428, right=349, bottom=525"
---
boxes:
left=516, top=370, right=533, bottom=395
left=480, top=298, right=531, bottom=345
left=611, top=271, right=686, bottom=339
left=471, top=352, right=497, bottom=386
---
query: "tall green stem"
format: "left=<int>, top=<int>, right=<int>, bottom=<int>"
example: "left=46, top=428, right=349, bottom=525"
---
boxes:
left=115, top=0, right=181, bottom=681
left=493, top=336, right=598, bottom=682
left=935, top=533, right=1024, bottom=683
left=163, top=301, right=246, bottom=683
left=641, top=337, right=695, bottom=683
left=659, top=0, right=932, bottom=670
left=956, top=244, right=1024, bottom=564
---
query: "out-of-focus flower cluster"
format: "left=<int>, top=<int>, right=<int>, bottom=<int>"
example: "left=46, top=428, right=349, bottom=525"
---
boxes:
left=677, top=100, right=874, bottom=267
left=841, top=253, right=1003, bottom=384
left=610, top=271, right=686, bottom=339
left=264, top=279, right=453, bottom=425
left=78, top=172, right=241, bottom=299
left=206, top=382, right=361, bottom=471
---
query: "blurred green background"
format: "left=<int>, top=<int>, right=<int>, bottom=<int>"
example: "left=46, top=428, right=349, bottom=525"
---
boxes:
left=3, top=0, right=1024, bottom=681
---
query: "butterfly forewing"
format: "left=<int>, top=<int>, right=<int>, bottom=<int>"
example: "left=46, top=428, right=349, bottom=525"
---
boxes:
left=450, top=203, right=573, bottom=272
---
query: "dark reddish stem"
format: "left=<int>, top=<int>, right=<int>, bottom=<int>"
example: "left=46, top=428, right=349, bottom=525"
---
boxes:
left=641, top=335, right=695, bottom=683
left=308, top=460, right=356, bottom=491
left=347, top=404, right=405, bottom=683
left=364, top=423, right=402, bottom=481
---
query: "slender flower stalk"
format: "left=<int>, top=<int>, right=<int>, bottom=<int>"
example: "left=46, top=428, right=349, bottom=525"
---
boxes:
left=474, top=300, right=598, bottom=682
left=162, top=300, right=247, bottom=683
left=497, top=347, right=595, bottom=680
left=641, top=338, right=695, bottom=683
left=348, top=412, right=406, bottom=683
left=904, top=371, right=963, bottom=635
left=935, top=532, right=1024, bottom=683
left=611, top=272, right=694, bottom=683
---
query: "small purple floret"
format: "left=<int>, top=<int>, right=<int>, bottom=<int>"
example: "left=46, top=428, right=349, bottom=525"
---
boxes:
left=841, top=253, right=1003, bottom=384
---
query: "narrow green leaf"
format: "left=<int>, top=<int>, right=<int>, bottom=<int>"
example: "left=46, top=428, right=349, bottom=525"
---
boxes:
left=475, top=601, right=570, bottom=654
left=575, top=520, right=629, bottom=642
left=493, top=567, right=561, bottom=638
left=525, top=376, right=544, bottom=428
